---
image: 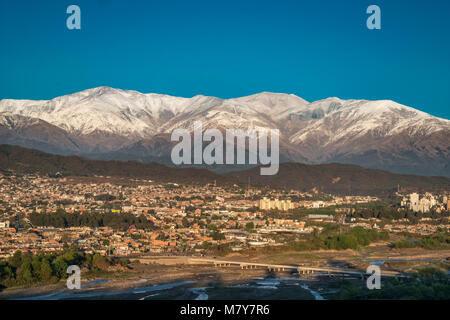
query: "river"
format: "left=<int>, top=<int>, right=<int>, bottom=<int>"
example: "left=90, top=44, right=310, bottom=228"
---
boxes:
left=16, top=277, right=327, bottom=300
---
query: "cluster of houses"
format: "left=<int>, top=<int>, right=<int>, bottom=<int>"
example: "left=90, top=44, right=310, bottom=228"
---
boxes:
left=0, top=172, right=448, bottom=259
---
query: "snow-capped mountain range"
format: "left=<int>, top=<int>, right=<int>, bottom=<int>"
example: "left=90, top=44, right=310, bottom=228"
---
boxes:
left=1, top=87, right=449, bottom=176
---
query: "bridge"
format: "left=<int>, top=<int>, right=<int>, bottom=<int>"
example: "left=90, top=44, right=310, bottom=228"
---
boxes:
left=191, top=258, right=405, bottom=278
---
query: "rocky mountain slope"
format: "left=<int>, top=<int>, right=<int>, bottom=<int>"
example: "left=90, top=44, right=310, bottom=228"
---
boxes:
left=1, top=87, right=448, bottom=176
left=1, top=144, right=449, bottom=196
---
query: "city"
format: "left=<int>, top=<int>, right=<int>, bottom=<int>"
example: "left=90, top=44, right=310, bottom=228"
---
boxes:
left=0, top=0, right=449, bottom=312
left=1, top=172, right=448, bottom=260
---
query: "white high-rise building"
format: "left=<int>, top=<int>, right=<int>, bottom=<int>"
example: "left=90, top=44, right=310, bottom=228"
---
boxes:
left=258, top=197, right=293, bottom=211
left=408, top=192, right=435, bottom=213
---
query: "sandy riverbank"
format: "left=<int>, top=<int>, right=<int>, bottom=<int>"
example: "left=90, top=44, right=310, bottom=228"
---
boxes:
left=0, top=263, right=270, bottom=300
left=1, top=246, right=448, bottom=299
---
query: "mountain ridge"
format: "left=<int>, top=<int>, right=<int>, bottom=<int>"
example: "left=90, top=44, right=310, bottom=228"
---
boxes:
left=0, top=144, right=449, bottom=196
left=1, top=87, right=449, bottom=176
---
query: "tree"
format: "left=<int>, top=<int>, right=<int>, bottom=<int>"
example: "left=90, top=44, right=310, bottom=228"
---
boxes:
left=16, top=262, right=33, bottom=284
left=208, top=224, right=218, bottom=231
left=31, top=256, right=42, bottom=278
left=245, top=222, right=255, bottom=232
left=8, top=250, right=24, bottom=269
left=40, top=260, right=53, bottom=281
left=211, top=231, right=225, bottom=240
left=52, top=258, right=68, bottom=279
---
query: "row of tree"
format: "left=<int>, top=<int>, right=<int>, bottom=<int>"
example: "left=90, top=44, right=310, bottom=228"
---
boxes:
left=336, top=268, right=450, bottom=300
left=394, top=234, right=450, bottom=250
left=0, top=246, right=129, bottom=289
left=288, top=227, right=389, bottom=251
left=348, top=206, right=450, bottom=221
left=29, top=211, right=154, bottom=231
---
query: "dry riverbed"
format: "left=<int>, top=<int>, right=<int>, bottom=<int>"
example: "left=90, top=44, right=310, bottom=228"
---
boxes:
left=1, top=245, right=448, bottom=299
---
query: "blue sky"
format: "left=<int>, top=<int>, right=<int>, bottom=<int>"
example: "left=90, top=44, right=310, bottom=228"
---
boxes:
left=0, top=0, right=449, bottom=119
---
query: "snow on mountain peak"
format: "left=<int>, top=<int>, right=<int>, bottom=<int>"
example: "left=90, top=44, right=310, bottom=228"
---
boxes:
left=0, top=87, right=448, bottom=141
